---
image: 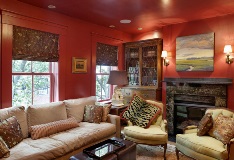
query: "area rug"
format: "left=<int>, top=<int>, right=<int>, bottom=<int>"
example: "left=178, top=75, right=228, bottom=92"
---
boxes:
left=136, top=143, right=193, bottom=160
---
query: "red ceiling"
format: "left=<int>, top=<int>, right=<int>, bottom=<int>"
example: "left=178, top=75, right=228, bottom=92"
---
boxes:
left=18, top=0, right=234, bottom=35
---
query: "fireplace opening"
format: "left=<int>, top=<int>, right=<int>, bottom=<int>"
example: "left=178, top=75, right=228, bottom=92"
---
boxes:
left=174, top=94, right=215, bottom=134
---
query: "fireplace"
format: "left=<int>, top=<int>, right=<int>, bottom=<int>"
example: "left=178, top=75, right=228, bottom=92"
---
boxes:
left=163, top=78, right=232, bottom=135
left=174, top=94, right=215, bottom=134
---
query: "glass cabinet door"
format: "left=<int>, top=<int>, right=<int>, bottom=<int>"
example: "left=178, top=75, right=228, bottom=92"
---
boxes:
left=125, top=47, right=140, bottom=85
left=142, top=45, right=157, bottom=86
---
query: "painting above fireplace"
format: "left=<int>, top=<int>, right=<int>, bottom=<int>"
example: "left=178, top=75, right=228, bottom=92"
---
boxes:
left=176, top=32, right=214, bottom=72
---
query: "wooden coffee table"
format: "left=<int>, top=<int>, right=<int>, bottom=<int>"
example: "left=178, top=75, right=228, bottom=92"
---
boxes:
left=112, top=137, right=136, bottom=160
left=69, top=137, right=136, bottom=160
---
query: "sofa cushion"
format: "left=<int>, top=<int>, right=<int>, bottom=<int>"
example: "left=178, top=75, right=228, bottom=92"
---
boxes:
left=50, top=122, right=116, bottom=150
left=176, top=133, right=228, bottom=160
left=27, top=101, right=67, bottom=131
left=197, top=113, right=213, bottom=136
left=0, top=106, right=28, bottom=138
left=0, top=116, right=23, bottom=148
left=5, top=121, right=116, bottom=160
left=209, top=114, right=234, bottom=144
left=64, top=96, right=96, bottom=122
left=30, top=117, right=79, bottom=140
left=101, top=104, right=112, bottom=122
left=7, top=137, right=71, bottom=160
left=0, top=137, right=10, bottom=158
left=83, top=105, right=103, bottom=123
left=124, top=125, right=167, bottom=144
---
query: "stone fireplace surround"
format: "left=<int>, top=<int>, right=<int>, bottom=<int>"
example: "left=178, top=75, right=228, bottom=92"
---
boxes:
left=163, top=78, right=232, bottom=135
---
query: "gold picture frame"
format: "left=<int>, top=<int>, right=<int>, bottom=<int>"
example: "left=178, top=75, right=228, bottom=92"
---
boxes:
left=72, top=57, right=87, bottom=73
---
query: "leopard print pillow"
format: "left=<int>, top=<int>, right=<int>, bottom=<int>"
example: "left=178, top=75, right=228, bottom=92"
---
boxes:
left=132, top=101, right=161, bottom=128
left=120, top=95, right=161, bottom=128
left=120, top=95, right=145, bottom=121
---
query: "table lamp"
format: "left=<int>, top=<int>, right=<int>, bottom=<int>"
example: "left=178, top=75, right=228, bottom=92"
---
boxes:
left=107, top=70, right=128, bottom=106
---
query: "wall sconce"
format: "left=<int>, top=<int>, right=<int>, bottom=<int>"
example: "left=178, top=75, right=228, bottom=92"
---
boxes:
left=224, top=45, right=233, bottom=64
left=161, top=50, right=169, bottom=66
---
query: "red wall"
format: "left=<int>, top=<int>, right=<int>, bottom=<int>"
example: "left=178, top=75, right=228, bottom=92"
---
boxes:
left=134, top=14, right=234, bottom=110
left=0, top=0, right=132, bottom=108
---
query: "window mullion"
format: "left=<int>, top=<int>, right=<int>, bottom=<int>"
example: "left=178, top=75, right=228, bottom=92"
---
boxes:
left=50, top=73, right=54, bottom=102
left=32, top=75, right=34, bottom=105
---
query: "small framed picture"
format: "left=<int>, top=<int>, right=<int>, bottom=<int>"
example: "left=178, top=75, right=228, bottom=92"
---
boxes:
left=72, top=57, right=87, bottom=73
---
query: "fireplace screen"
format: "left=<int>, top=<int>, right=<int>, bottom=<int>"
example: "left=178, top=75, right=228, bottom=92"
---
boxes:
left=174, top=94, right=215, bottom=134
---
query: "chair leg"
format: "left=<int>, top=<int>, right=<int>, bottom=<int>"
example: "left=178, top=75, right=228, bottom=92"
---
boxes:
left=176, top=148, right=179, bottom=160
left=163, top=143, right=167, bottom=160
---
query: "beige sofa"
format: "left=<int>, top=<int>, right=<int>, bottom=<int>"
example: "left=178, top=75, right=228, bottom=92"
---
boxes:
left=0, top=96, right=121, bottom=160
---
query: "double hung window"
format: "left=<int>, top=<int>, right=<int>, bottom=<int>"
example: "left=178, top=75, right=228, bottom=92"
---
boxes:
left=12, top=60, right=55, bottom=106
left=96, top=65, right=117, bottom=100
left=95, top=42, right=118, bottom=101
left=12, top=26, right=59, bottom=106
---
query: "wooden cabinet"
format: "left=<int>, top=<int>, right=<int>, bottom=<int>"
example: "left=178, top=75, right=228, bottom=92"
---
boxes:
left=122, top=38, right=163, bottom=103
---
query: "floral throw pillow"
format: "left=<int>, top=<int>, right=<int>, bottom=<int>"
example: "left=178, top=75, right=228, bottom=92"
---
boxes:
left=0, top=116, right=23, bottom=148
left=83, top=105, right=103, bottom=123
left=0, top=137, right=10, bottom=158
left=101, top=104, right=112, bottom=122
left=209, top=114, right=234, bottom=144
left=197, top=113, right=213, bottom=136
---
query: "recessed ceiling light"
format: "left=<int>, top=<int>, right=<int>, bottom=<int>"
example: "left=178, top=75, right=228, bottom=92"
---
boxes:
left=138, top=27, right=143, bottom=30
left=109, top=25, right=115, bottom=28
left=48, top=5, right=56, bottom=9
left=120, top=19, right=131, bottom=24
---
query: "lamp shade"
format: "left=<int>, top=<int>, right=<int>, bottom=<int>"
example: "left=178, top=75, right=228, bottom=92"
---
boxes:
left=161, top=51, right=168, bottom=58
left=107, top=70, right=128, bottom=85
left=224, top=45, right=232, bottom=54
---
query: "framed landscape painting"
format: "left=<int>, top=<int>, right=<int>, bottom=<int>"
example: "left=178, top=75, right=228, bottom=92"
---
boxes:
left=176, top=32, right=214, bottom=71
left=72, top=57, right=87, bottom=73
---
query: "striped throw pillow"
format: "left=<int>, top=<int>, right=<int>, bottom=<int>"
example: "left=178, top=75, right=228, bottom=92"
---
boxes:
left=30, top=117, right=79, bottom=140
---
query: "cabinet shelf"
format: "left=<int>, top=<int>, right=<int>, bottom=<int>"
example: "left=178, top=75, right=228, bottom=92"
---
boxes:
left=142, top=67, right=156, bottom=69
left=143, top=56, right=157, bottom=58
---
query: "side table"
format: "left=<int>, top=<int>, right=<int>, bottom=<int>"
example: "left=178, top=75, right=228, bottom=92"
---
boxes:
left=109, top=105, right=128, bottom=116
left=109, top=105, right=128, bottom=125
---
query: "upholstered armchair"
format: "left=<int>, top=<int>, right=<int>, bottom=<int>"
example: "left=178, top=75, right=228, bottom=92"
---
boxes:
left=122, top=97, right=168, bottom=160
left=176, top=107, right=234, bottom=160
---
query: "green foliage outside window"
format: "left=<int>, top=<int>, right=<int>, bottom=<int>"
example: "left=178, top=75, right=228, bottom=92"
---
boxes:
left=12, top=60, right=51, bottom=106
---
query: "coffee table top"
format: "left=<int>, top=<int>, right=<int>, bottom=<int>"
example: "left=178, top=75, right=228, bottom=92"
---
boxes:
left=69, top=137, right=136, bottom=160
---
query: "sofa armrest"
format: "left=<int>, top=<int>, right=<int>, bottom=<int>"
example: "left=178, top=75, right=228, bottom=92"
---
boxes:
left=184, top=125, right=198, bottom=134
left=228, top=138, right=234, bottom=160
left=160, top=119, right=167, bottom=132
left=106, top=114, right=121, bottom=138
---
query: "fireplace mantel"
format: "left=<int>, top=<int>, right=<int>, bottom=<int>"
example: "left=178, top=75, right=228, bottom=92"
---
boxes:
left=163, top=78, right=232, bottom=84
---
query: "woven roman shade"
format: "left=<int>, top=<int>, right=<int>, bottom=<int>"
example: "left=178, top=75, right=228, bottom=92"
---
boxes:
left=12, top=26, right=59, bottom=62
left=96, top=42, right=118, bottom=66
